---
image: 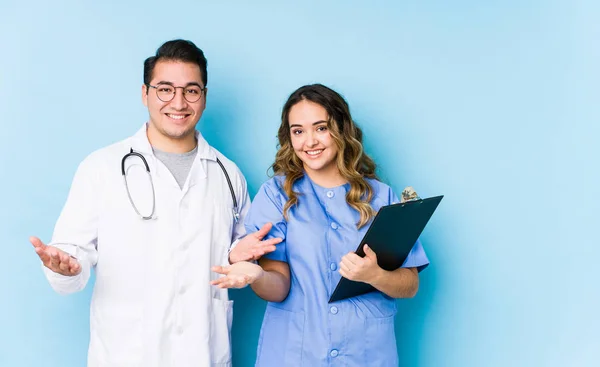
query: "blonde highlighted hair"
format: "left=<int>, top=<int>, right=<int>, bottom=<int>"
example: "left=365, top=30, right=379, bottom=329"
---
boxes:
left=271, top=84, right=378, bottom=228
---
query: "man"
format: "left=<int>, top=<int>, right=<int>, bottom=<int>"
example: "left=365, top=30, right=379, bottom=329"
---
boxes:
left=30, top=39, right=279, bottom=367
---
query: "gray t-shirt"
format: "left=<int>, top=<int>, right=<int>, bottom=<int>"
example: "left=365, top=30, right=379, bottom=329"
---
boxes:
left=153, top=145, right=198, bottom=189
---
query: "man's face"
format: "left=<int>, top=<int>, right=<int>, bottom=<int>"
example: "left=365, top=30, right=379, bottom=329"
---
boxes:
left=142, top=60, right=207, bottom=142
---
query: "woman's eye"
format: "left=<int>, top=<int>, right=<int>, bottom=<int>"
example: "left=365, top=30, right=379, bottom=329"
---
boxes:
left=292, top=129, right=302, bottom=135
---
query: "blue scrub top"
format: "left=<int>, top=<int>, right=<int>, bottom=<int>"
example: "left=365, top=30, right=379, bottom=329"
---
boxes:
left=245, top=175, right=429, bottom=367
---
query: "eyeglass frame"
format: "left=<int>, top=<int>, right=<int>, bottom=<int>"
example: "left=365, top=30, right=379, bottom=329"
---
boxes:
left=146, top=82, right=206, bottom=103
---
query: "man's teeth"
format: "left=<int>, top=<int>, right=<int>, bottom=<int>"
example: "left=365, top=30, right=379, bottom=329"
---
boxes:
left=306, top=150, right=323, bottom=156
left=167, top=114, right=186, bottom=120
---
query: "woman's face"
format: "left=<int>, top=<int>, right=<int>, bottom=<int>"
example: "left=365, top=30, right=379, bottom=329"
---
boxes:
left=288, top=100, right=339, bottom=177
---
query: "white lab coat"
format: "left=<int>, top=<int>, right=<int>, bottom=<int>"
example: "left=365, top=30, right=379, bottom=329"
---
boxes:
left=43, top=124, right=250, bottom=367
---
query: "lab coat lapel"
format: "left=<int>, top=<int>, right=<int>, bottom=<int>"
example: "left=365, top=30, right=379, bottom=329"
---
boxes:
left=184, top=131, right=215, bottom=190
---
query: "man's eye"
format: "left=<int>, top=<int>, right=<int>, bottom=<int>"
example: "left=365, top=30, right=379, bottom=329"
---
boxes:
left=159, top=88, right=173, bottom=93
left=186, top=89, right=200, bottom=95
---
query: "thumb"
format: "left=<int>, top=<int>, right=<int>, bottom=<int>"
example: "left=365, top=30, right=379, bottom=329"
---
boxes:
left=364, top=244, right=377, bottom=260
left=254, top=222, right=273, bottom=239
left=29, top=236, right=45, bottom=249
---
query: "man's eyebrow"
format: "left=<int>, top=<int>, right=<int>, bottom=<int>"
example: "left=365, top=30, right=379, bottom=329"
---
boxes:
left=155, top=81, right=203, bottom=88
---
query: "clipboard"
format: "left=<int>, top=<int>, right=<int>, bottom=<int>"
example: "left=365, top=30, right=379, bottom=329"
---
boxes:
left=328, top=195, right=443, bottom=303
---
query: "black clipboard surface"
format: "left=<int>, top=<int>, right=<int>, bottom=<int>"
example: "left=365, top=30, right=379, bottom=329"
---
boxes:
left=328, top=195, right=443, bottom=303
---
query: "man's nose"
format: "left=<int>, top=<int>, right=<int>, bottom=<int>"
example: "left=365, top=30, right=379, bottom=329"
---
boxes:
left=170, top=88, right=188, bottom=109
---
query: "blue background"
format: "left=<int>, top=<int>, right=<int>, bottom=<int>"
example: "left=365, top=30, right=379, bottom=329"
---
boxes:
left=1, top=1, right=598, bottom=366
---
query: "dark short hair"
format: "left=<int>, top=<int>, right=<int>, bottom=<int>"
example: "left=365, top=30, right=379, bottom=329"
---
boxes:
left=143, top=39, right=208, bottom=87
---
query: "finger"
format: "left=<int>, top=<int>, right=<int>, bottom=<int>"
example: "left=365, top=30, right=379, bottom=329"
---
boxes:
left=211, top=266, right=230, bottom=275
left=69, top=259, right=81, bottom=274
left=343, top=253, right=360, bottom=266
left=219, top=277, right=241, bottom=289
left=54, top=251, right=69, bottom=272
left=48, top=250, right=61, bottom=270
left=339, top=261, right=352, bottom=273
left=252, top=245, right=277, bottom=255
left=211, top=276, right=228, bottom=286
left=340, top=258, right=355, bottom=273
left=261, top=237, right=283, bottom=246
left=339, top=268, right=351, bottom=280
left=29, top=236, right=46, bottom=249
left=363, top=244, right=377, bottom=260
left=253, top=222, right=274, bottom=239
left=57, top=252, right=70, bottom=272
left=58, top=260, right=70, bottom=273
left=34, top=246, right=51, bottom=263
left=58, top=251, right=72, bottom=265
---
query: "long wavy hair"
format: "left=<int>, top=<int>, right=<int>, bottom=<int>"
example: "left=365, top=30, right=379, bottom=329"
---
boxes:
left=271, top=84, right=378, bottom=228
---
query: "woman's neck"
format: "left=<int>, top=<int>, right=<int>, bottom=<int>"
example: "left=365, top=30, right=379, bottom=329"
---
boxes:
left=304, top=166, right=347, bottom=188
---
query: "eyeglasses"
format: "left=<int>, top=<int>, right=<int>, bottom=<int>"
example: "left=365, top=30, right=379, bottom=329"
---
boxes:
left=147, top=83, right=205, bottom=103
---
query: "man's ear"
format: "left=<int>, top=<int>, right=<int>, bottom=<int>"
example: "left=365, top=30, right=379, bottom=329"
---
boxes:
left=141, top=84, right=148, bottom=107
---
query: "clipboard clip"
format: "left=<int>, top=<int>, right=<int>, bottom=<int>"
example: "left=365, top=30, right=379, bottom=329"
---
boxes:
left=401, top=186, right=421, bottom=203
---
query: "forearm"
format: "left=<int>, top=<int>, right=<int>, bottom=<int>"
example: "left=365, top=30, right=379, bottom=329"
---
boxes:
left=369, top=267, right=419, bottom=299
left=251, top=270, right=290, bottom=302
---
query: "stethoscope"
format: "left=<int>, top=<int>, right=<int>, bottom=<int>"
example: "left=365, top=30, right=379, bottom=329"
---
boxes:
left=121, top=148, right=239, bottom=222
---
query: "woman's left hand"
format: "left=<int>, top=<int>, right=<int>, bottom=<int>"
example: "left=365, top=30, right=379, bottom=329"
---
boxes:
left=339, top=244, right=382, bottom=284
left=211, top=261, right=265, bottom=289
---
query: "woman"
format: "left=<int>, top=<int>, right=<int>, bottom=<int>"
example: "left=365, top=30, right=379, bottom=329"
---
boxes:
left=212, top=84, right=429, bottom=366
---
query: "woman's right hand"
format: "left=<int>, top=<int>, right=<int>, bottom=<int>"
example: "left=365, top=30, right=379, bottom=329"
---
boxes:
left=229, top=223, right=282, bottom=264
left=211, top=261, right=265, bottom=289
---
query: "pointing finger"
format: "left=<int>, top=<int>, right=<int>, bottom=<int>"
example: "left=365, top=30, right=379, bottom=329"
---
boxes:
left=253, top=223, right=273, bottom=240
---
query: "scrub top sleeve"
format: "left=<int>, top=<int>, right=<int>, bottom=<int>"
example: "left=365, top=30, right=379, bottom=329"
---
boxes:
left=244, top=181, right=288, bottom=263
left=390, top=190, right=430, bottom=272
left=401, top=239, right=430, bottom=272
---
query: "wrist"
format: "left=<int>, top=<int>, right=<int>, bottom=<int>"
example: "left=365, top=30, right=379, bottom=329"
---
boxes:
left=368, top=267, right=387, bottom=286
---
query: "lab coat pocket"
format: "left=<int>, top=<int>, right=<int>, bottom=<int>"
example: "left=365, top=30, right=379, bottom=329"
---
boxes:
left=210, top=297, right=234, bottom=364
left=256, top=306, right=304, bottom=366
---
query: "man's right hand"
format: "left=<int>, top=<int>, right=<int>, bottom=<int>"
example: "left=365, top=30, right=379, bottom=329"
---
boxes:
left=30, top=236, right=81, bottom=276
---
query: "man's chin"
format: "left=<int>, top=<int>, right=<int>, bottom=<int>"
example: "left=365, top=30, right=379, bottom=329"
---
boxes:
left=164, top=126, right=196, bottom=140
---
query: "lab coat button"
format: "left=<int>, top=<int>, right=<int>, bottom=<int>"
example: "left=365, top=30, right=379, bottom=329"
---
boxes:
left=330, top=222, right=338, bottom=230
left=326, top=191, right=334, bottom=198
left=330, top=349, right=339, bottom=357
left=330, top=306, right=338, bottom=315
left=329, top=262, right=337, bottom=271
